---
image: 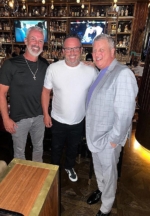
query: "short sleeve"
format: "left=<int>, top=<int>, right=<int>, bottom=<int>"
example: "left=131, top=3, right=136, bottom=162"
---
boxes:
left=0, top=60, right=13, bottom=86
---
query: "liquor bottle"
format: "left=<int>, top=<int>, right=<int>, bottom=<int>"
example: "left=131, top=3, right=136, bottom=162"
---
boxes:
left=128, top=5, right=133, bottom=16
left=51, top=22, right=54, bottom=32
left=3, top=23, right=6, bottom=30
left=6, top=34, right=11, bottom=43
left=117, top=24, right=121, bottom=32
left=120, top=7, right=124, bottom=16
left=58, top=8, right=63, bottom=17
left=54, top=8, right=58, bottom=17
left=49, top=22, right=52, bottom=32
left=64, top=23, right=67, bottom=32
left=96, top=9, right=100, bottom=17
left=6, top=23, right=10, bottom=31
left=100, top=7, right=105, bottom=17
left=1, top=33, right=5, bottom=42
left=74, top=7, right=77, bottom=17
left=50, top=9, right=54, bottom=17
left=56, top=22, right=59, bottom=31
left=60, top=22, right=64, bottom=31
left=124, top=25, right=128, bottom=33
left=24, top=10, right=27, bottom=17
left=28, top=8, right=32, bottom=17
left=74, top=7, right=77, bottom=16
left=71, top=8, right=75, bottom=17
left=69, top=8, right=72, bottom=16
left=4, top=10, right=9, bottom=17
left=80, top=9, right=84, bottom=17
left=125, top=6, right=128, bottom=16
left=76, top=7, right=80, bottom=17
left=12, top=36, right=15, bottom=43
left=85, top=9, right=89, bottom=16
left=90, top=7, right=95, bottom=17
left=62, top=7, right=67, bottom=16
left=53, top=22, right=56, bottom=31
left=1, top=8, right=4, bottom=17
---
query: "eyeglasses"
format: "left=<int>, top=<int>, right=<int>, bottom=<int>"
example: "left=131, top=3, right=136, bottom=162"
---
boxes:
left=63, top=47, right=81, bottom=53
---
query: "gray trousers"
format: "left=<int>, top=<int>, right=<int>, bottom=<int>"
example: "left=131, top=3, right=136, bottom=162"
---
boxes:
left=92, top=144, right=122, bottom=213
left=12, top=115, right=45, bottom=162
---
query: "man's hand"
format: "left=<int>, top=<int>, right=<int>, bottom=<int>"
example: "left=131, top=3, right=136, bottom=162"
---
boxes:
left=44, top=115, right=52, bottom=128
left=3, top=118, right=18, bottom=134
left=110, top=142, right=117, bottom=148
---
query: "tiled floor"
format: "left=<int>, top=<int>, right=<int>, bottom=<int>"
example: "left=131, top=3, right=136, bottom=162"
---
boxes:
left=0, top=125, right=150, bottom=216
left=59, top=128, right=150, bottom=216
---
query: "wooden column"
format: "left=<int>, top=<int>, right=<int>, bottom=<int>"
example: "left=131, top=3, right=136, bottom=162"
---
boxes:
left=131, top=2, right=149, bottom=53
left=135, top=46, right=150, bottom=150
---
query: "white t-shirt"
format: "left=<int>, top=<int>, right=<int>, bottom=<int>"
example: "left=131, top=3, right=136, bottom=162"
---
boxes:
left=44, top=60, right=97, bottom=125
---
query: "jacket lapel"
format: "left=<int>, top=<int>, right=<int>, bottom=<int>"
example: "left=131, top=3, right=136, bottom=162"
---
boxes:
left=87, top=59, right=118, bottom=108
left=94, top=59, right=118, bottom=89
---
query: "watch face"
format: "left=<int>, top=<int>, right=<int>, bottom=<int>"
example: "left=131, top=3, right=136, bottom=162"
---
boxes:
left=0, top=209, right=24, bottom=216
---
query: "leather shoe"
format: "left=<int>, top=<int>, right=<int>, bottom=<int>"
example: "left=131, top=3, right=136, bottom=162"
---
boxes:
left=96, top=210, right=111, bottom=216
left=87, top=189, right=102, bottom=205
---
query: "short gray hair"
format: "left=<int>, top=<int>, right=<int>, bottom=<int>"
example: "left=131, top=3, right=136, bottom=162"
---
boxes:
left=26, top=26, right=44, bottom=39
left=93, top=34, right=115, bottom=49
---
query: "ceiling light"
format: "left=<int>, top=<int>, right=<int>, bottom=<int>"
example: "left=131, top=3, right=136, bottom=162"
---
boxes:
left=76, top=0, right=80, bottom=3
left=81, top=4, right=84, bottom=9
left=42, top=0, right=45, bottom=4
left=8, top=0, right=14, bottom=8
left=0, top=0, right=19, bottom=14
left=23, top=4, right=26, bottom=9
left=113, top=3, right=117, bottom=8
left=51, top=4, right=54, bottom=9
left=51, top=0, right=54, bottom=9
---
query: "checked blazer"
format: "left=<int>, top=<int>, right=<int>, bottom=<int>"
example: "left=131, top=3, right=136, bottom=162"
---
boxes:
left=86, top=59, right=138, bottom=153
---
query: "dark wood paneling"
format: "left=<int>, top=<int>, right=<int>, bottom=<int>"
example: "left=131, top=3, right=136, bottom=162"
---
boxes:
left=131, top=2, right=149, bottom=53
left=135, top=46, right=150, bottom=149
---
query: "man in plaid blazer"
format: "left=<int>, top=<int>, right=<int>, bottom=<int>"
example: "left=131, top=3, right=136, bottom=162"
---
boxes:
left=86, top=34, right=138, bottom=216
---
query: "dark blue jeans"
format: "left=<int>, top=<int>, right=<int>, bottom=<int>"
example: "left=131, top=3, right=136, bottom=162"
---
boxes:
left=51, top=118, right=84, bottom=169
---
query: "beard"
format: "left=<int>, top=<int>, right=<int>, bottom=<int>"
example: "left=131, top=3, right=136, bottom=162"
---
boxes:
left=27, top=45, right=43, bottom=57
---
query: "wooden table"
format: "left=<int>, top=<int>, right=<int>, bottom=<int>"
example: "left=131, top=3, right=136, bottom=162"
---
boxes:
left=0, top=159, right=59, bottom=216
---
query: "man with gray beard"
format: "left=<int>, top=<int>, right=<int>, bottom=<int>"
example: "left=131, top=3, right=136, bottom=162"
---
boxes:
left=0, top=26, right=49, bottom=162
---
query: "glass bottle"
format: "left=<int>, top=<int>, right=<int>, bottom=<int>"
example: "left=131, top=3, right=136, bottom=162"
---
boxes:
left=74, top=7, right=76, bottom=16
left=50, top=9, right=54, bottom=17
left=62, top=7, right=67, bottom=16
left=125, top=6, right=128, bottom=16
left=80, top=9, right=84, bottom=17
left=0, top=23, right=2, bottom=30
left=117, top=24, right=121, bottom=32
left=56, top=22, right=59, bottom=31
left=49, top=21, right=52, bottom=32
left=100, top=7, right=105, bottom=17
left=76, top=7, right=80, bottom=17
left=28, top=8, right=32, bottom=17
left=121, top=7, right=124, bottom=16
left=90, top=7, right=95, bottom=17
left=71, top=7, right=75, bottom=17
left=128, top=5, right=133, bottom=16
left=96, top=9, right=100, bottom=17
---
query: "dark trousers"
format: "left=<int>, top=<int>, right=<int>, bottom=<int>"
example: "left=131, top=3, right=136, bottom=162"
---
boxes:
left=51, top=118, right=84, bottom=169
